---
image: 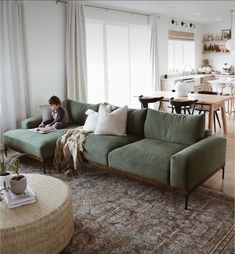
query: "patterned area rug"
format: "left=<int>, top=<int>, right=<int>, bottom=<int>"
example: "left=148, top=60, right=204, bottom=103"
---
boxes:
left=17, top=157, right=234, bottom=254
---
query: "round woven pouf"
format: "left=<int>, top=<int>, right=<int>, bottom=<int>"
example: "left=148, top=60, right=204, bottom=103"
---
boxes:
left=0, top=174, right=74, bottom=254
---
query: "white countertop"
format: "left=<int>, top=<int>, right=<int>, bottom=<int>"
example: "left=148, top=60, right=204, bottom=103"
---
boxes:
left=161, top=74, right=213, bottom=81
left=208, top=79, right=235, bottom=85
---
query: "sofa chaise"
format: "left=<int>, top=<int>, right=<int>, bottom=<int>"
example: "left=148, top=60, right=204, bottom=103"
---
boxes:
left=3, top=100, right=227, bottom=209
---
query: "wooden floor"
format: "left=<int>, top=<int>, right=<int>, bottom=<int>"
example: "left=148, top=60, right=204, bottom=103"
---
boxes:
left=202, top=113, right=235, bottom=197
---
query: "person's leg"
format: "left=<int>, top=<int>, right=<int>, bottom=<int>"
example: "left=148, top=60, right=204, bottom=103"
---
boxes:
left=51, top=122, right=66, bottom=129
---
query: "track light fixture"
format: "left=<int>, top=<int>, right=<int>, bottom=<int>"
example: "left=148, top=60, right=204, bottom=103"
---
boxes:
left=189, top=23, right=196, bottom=29
left=181, top=21, right=187, bottom=27
left=171, top=19, right=178, bottom=25
left=171, top=19, right=196, bottom=29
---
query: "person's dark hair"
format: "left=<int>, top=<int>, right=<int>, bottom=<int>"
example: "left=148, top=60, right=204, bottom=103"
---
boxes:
left=48, top=95, right=61, bottom=105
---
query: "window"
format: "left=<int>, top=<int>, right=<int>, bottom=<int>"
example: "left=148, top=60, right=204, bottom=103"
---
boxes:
left=86, top=22, right=105, bottom=103
left=168, top=39, right=195, bottom=74
left=86, top=21, right=151, bottom=108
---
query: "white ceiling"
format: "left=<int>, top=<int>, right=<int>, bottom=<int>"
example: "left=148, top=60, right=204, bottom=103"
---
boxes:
left=89, top=1, right=235, bottom=24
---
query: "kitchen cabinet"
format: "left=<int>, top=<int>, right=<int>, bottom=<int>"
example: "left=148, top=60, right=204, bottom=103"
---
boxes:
left=193, top=84, right=205, bottom=93
left=160, top=74, right=213, bottom=92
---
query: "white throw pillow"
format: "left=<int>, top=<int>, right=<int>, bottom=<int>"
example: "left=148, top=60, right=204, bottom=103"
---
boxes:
left=83, top=109, right=98, bottom=132
left=95, top=104, right=128, bottom=136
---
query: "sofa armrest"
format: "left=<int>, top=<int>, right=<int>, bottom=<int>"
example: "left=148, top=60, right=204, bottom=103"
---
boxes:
left=170, top=136, right=227, bottom=191
left=21, top=115, right=42, bottom=129
left=204, top=129, right=212, bottom=138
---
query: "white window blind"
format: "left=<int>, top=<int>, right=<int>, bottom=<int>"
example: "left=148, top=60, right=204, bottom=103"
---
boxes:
left=168, top=39, right=195, bottom=74
left=85, top=7, right=151, bottom=107
left=168, top=30, right=194, bottom=41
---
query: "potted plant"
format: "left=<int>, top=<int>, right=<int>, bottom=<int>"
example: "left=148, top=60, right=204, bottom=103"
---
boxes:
left=0, top=152, right=27, bottom=194
left=0, top=152, right=12, bottom=188
left=8, top=155, right=27, bottom=194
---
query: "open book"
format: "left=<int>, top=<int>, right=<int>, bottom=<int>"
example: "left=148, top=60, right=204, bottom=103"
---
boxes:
left=29, top=127, right=56, bottom=134
left=2, top=185, right=37, bottom=208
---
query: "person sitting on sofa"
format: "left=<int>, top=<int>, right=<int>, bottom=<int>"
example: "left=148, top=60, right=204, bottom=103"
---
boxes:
left=39, top=95, right=68, bottom=129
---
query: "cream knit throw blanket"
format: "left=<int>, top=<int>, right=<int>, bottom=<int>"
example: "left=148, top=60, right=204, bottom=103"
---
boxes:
left=54, top=127, right=88, bottom=173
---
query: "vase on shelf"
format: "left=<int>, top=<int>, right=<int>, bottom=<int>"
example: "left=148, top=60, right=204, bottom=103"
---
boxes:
left=201, top=59, right=212, bottom=74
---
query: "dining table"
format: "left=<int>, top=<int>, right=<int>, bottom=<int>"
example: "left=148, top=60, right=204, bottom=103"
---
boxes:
left=153, top=90, right=232, bottom=134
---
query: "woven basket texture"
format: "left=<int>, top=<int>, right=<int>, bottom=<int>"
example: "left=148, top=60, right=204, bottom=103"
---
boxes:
left=0, top=174, right=74, bottom=254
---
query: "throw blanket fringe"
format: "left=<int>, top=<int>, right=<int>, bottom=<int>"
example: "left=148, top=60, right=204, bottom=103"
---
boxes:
left=54, top=127, right=88, bottom=173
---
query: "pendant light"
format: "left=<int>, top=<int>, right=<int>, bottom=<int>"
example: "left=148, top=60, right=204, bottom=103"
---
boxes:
left=225, top=10, right=235, bottom=55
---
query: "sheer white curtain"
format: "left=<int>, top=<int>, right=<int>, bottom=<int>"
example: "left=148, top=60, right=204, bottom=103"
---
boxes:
left=66, top=2, right=88, bottom=102
left=86, top=22, right=151, bottom=108
left=0, top=0, right=30, bottom=149
left=150, top=15, right=160, bottom=91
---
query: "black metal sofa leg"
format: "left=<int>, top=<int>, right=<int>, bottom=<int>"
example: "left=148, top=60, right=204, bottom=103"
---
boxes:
left=42, top=160, right=46, bottom=174
left=222, top=166, right=225, bottom=179
left=4, top=147, right=7, bottom=157
left=185, top=194, right=189, bottom=210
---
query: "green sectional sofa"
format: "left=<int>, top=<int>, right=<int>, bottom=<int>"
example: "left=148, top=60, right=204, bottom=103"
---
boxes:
left=3, top=99, right=227, bottom=209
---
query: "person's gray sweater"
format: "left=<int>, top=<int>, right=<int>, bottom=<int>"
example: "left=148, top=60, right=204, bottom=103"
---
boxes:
left=43, top=107, right=68, bottom=126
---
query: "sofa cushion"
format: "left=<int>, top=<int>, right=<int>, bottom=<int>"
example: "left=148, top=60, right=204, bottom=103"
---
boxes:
left=126, top=108, right=147, bottom=138
left=95, top=105, right=128, bottom=136
left=67, top=99, right=99, bottom=125
left=3, top=124, right=78, bottom=159
left=144, top=109, right=205, bottom=145
left=62, top=99, right=72, bottom=124
left=97, top=106, right=146, bottom=138
left=108, top=138, right=187, bottom=184
left=82, top=134, right=140, bottom=165
left=21, top=115, right=43, bottom=129
left=83, top=109, right=98, bottom=132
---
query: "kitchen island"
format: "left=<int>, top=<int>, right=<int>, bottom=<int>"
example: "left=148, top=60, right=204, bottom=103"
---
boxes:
left=160, top=74, right=215, bottom=92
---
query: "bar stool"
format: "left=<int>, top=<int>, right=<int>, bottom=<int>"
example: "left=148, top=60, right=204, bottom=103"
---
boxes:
left=138, top=95, right=164, bottom=109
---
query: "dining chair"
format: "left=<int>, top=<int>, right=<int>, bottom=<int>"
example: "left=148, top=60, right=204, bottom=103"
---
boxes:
left=138, top=95, right=164, bottom=109
left=168, top=90, right=195, bottom=114
left=170, top=98, right=198, bottom=115
left=194, top=91, right=221, bottom=132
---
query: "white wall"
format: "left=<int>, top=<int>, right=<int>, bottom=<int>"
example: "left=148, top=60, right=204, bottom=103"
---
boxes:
left=24, top=1, right=66, bottom=115
left=202, top=18, right=235, bottom=71
left=157, top=15, right=235, bottom=76
left=157, top=17, right=169, bottom=78
left=157, top=16, right=203, bottom=77
left=23, top=2, right=224, bottom=115
left=194, top=25, right=204, bottom=71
